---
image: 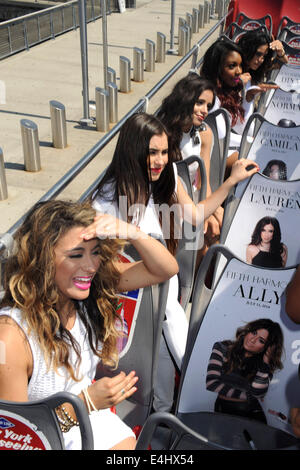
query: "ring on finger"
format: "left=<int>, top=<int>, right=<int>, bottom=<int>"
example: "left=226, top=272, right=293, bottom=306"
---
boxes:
left=121, top=388, right=125, bottom=395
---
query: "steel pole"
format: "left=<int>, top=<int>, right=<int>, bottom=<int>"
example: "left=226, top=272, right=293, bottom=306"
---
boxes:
left=78, top=0, right=91, bottom=124
left=168, top=0, right=176, bottom=54
left=101, top=0, right=108, bottom=89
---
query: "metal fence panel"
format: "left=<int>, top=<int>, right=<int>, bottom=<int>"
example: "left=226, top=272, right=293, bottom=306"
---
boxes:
left=0, top=0, right=110, bottom=60
left=26, top=18, right=40, bottom=47
left=10, top=22, right=26, bottom=55
left=38, top=13, right=52, bottom=41
left=0, top=28, right=11, bottom=58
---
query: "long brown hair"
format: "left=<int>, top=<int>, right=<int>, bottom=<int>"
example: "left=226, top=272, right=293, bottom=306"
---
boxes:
left=92, top=113, right=179, bottom=255
left=201, top=37, right=245, bottom=127
left=157, top=73, right=216, bottom=160
left=224, top=318, right=284, bottom=380
left=1, top=200, right=125, bottom=380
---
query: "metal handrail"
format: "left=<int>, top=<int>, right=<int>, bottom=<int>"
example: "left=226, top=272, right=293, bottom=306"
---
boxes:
left=0, top=0, right=117, bottom=60
left=0, top=1, right=78, bottom=26
left=0, top=3, right=231, bottom=257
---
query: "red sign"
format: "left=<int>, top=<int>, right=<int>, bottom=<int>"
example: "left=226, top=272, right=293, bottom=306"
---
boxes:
left=0, top=411, right=51, bottom=450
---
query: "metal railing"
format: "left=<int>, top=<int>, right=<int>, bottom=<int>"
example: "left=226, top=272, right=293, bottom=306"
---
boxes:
left=0, top=0, right=119, bottom=60
left=0, top=0, right=231, bottom=278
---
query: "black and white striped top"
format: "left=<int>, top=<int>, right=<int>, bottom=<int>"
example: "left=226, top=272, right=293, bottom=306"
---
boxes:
left=206, top=341, right=272, bottom=401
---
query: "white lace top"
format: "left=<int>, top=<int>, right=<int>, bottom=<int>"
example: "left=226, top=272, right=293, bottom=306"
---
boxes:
left=0, top=306, right=100, bottom=400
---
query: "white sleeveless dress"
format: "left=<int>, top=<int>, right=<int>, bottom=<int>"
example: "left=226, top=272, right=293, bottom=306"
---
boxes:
left=0, top=306, right=135, bottom=450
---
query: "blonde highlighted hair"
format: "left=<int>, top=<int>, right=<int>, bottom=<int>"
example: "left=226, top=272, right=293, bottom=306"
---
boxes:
left=1, top=200, right=125, bottom=380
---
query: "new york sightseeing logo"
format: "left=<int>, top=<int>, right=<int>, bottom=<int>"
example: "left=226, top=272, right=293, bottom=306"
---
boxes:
left=0, top=411, right=51, bottom=450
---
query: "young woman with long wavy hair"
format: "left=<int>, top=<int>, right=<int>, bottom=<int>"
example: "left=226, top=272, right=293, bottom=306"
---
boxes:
left=157, top=73, right=223, bottom=252
left=238, top=29, right=288, bottom=85
left=0, top=199, right=178, bottom=450
left=246, top=216, right=288, bottom=268
left=201, top=37, right=256, bottom=171
left=206, top=318, right=284, bottom=423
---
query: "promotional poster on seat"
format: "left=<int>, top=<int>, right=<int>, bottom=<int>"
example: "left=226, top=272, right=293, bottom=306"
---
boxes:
left=263, top=88, right=300, bottom=125
left=236, top=122, right=300, bottom=197
left=274, top=64, right=300, bottom=92
left=178, top=258, right=300, bottom=436
left=220, top=174, right=300, bottom=276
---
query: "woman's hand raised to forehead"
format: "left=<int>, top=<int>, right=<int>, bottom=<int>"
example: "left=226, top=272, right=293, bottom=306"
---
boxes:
left=81, top=213, right=141, bottom=241
left=228, top=158, right=260, bottom=185
left=269, top=38, right=285, bottom=56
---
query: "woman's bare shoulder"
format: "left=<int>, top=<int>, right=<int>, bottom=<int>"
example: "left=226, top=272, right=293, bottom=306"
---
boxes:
left=247, top=244, right=259, bottom=256
left=0, top=314, right=31, bottom=357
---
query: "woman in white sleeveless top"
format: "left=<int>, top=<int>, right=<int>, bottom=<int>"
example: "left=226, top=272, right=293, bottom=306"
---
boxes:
left=157, top=73, right=224, bottom=264
left=90, top=112, right=259, bottom=411
left=0, top=200, right=179, bottom=450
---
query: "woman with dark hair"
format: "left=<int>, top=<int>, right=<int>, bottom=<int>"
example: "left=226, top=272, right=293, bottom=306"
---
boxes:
left=89, top=112, right=259, bottom=411
left=238, top=29, right=287, bottom=104
left=262, top=159, right=287, bottom=180
left=157, top=73, right=215, bottom=188
left=238, top=29, right=288, bottom=84
left=246, top=216, right=288, bottom=268
left=157, top=73, right=222, bottom=256
left=0, top=200, right=179, bottom=450
left=206, top=318, right=284, bottom=423
left=201, top=37, right=254, bottom=169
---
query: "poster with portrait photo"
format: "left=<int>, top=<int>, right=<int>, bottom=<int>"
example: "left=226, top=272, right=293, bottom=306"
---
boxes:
left=178, top=257, right=300, bottom=435
left=236, top=121, right=300, bottom=197
left=273, top=64, right=300, bottom=92
left=263, top=88, right=300, bottom=125
left=217, top=174, right=300, bottom=282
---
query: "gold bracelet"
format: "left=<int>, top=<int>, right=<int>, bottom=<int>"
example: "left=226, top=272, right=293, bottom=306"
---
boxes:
left=56, top=412, right=73, bottom=433
left=56, top=406, right=79, bottom=433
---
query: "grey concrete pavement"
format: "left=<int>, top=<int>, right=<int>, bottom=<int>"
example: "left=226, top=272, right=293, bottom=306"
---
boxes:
left=0, top=0, right=222, bottom=234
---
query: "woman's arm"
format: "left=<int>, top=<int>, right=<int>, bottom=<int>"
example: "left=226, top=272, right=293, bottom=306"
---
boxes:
left=115, top=229, right=179, bottom=292
left=199, top=126, right=213, bottom=193
left=200, top=126, right=223, bottom=237
left=290, top=408, right=300, bottom=437
left=206, top=342, right=248, bottom=400
left=281, top=244, right=288, bottom=267
left=207, top=342, right=272, bottom=400
left=177, top=158, right=259, bottom=227
left=0, top=316, right=31, bottom=402
left=245, top=83, right=279, bottom=103
left=285, top=265, right=300, bottom=324
left=81, top=214, right=179, bottom=292
left=248, top=356, right=272, bottom=398
left=270, top=39, right=289, bottom=65
left=0, top=315, right=140, bottom=425
left=246, top=245, right=259, bottom=264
